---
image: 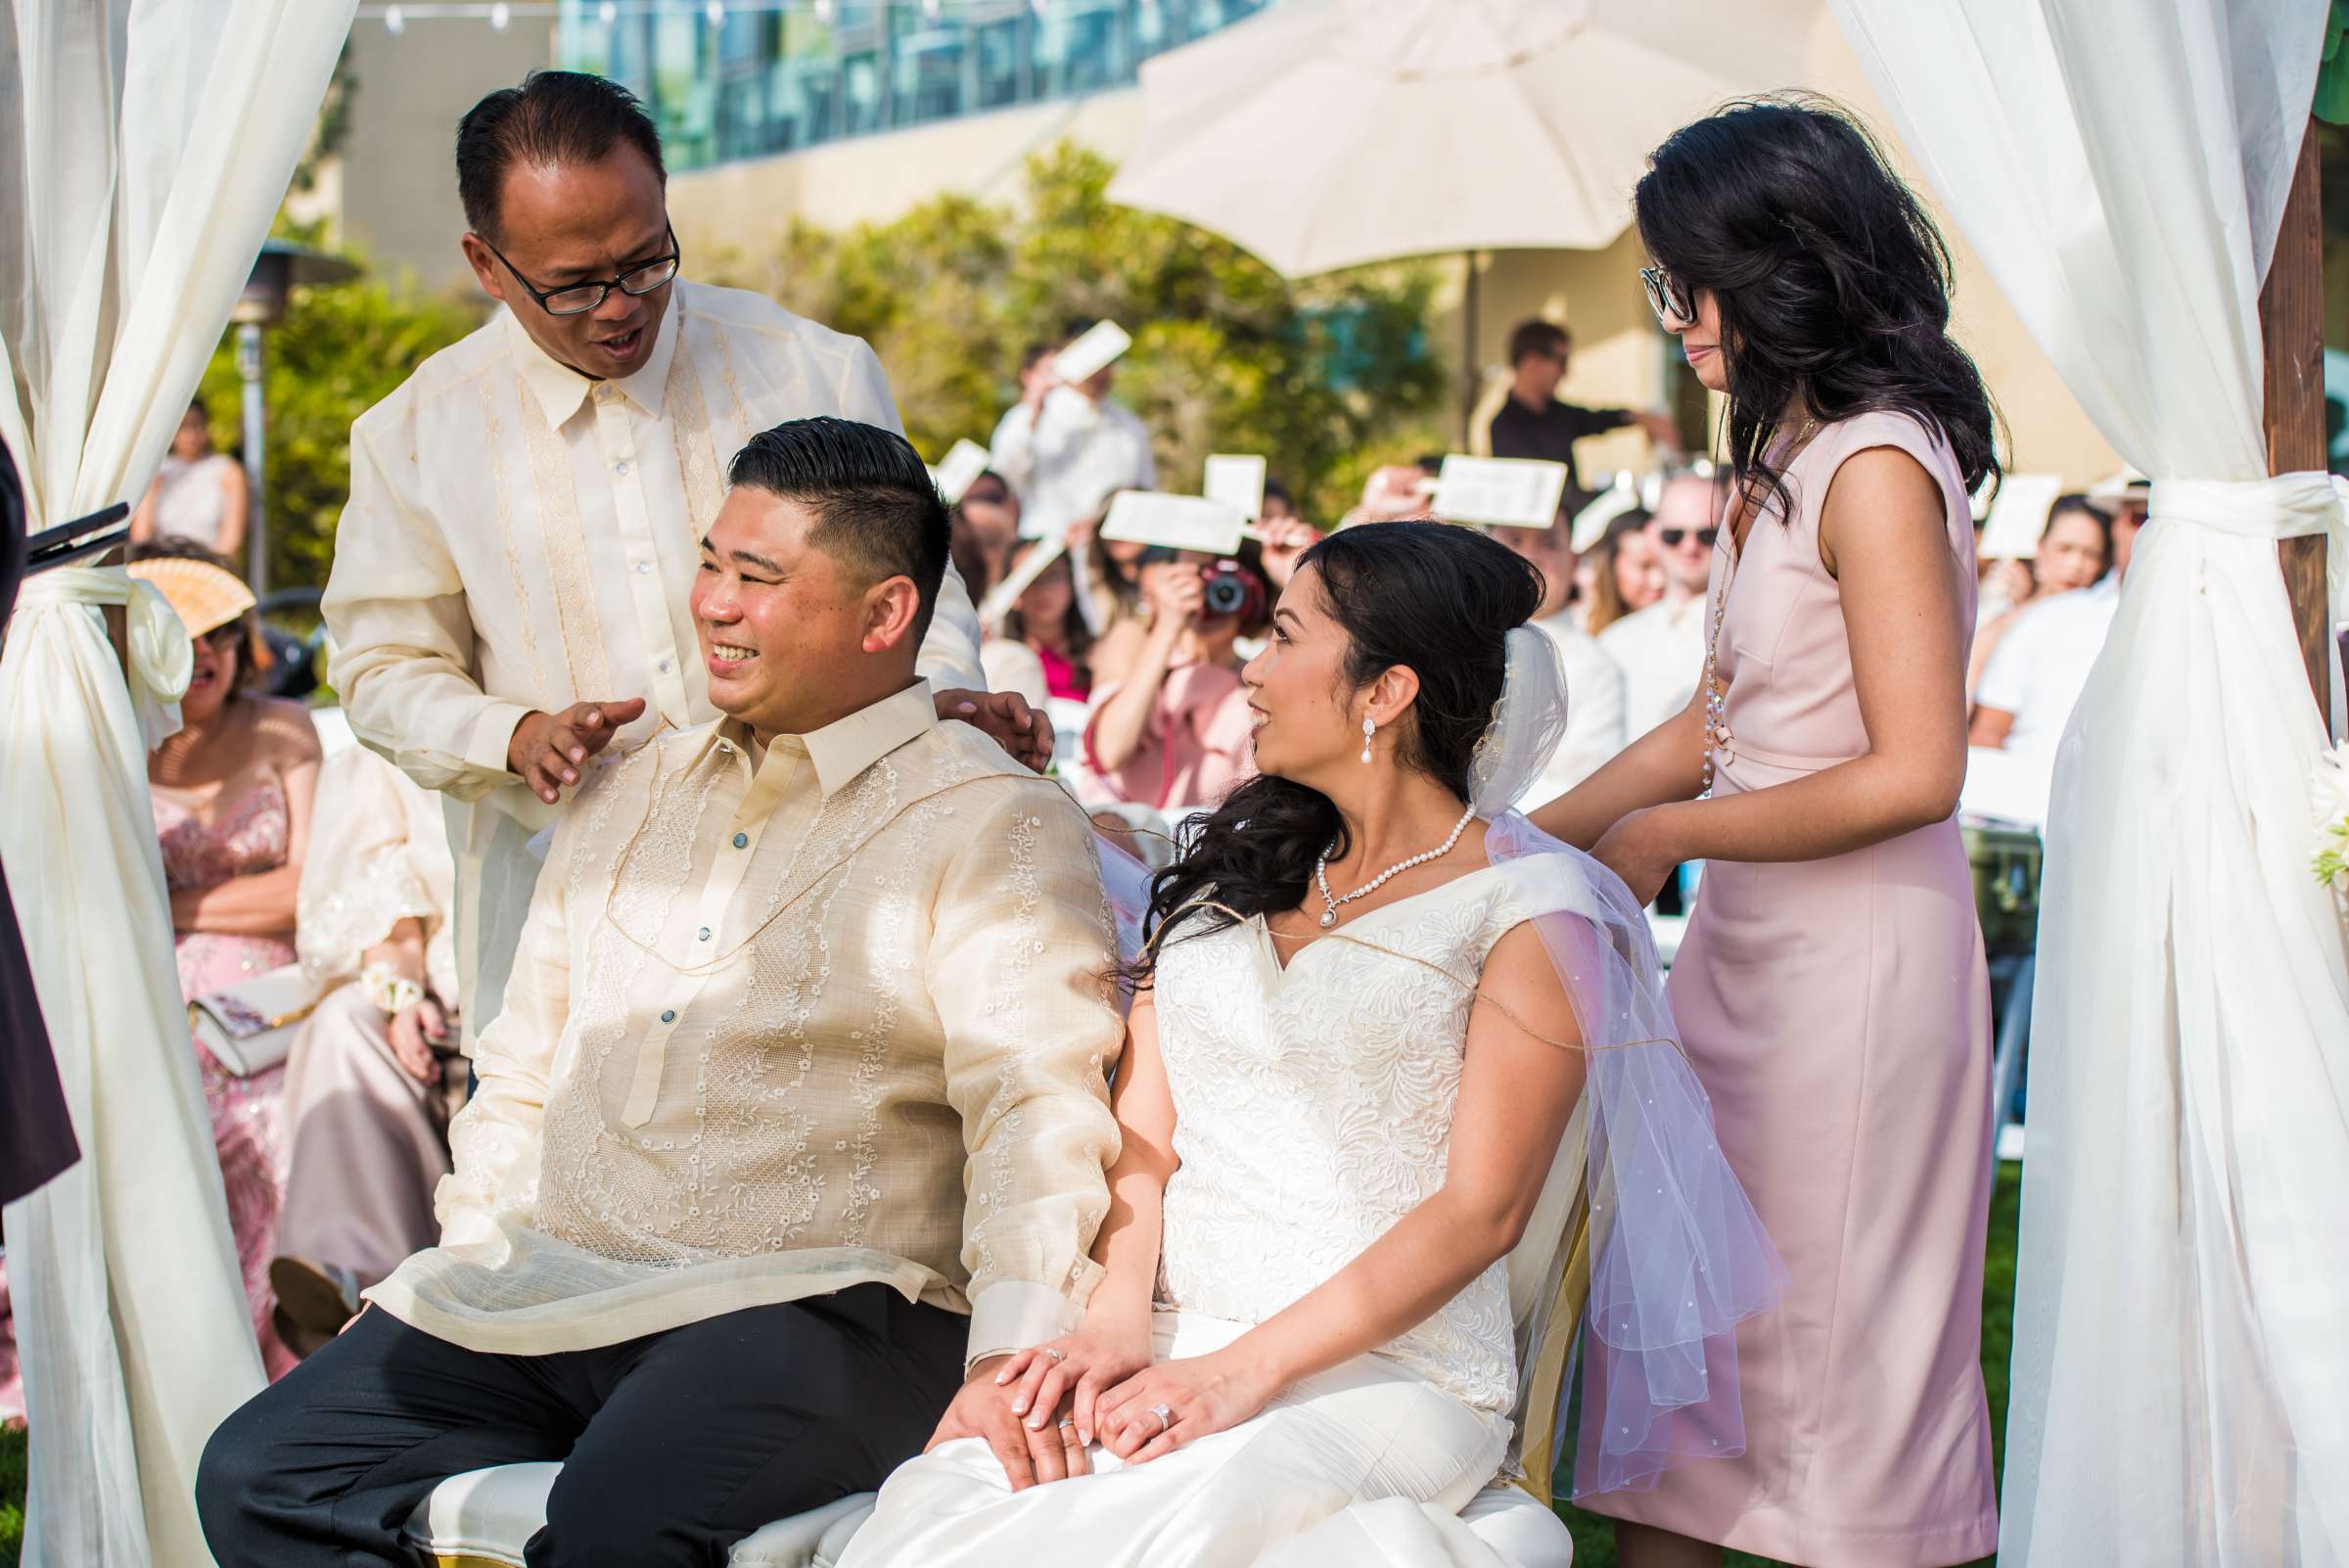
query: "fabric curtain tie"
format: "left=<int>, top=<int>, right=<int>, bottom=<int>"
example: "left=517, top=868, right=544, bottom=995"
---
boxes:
left=2152, top=473, right=2348, bottom=735
left=16, top=564, right=192, bottom=749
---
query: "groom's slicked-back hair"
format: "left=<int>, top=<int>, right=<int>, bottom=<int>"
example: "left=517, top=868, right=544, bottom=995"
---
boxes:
left=729, top=418, right=951, bottom=643
left=457, top=71, right=666, bottom=243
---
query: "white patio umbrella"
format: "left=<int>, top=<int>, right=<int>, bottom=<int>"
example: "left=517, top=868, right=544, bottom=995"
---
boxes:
left=1107, top=0, right=1819, bottom=278
left=1106, top=0, right=1817, bottom=440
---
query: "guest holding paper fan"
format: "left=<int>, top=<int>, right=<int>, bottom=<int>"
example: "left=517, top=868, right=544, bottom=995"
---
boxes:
left=990, top=323, right=1157, bottom=545
left=128, top=539, right=324, bottom=1380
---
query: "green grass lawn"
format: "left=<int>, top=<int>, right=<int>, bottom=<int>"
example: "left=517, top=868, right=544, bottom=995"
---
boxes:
left=0, top=1164, right=2023, bottom=1568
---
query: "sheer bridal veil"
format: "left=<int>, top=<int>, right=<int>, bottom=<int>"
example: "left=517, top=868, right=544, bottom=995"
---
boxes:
left=1471, top=625, right=1784, bottom=1499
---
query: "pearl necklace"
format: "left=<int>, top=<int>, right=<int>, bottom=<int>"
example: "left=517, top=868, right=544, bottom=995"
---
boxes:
left=1700, top=415, right=1819, bottom=799
left=1313, top=804, right=1477, bottom=929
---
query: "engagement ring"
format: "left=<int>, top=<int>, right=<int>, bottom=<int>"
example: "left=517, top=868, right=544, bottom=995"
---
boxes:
left=1043, top=1348, right=1066, bottom=1362
left=1147, top=1403, right=1174, bottom=1433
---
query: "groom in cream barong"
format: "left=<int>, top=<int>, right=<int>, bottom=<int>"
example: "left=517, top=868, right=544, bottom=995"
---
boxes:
left=198, top=418, right=1124, bottom=1568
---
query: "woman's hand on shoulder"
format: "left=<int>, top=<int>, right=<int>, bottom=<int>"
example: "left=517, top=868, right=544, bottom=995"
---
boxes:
left=993, top=1315, right=1154, bottom=1448
left=1589, top=805, right=1681, bottom=907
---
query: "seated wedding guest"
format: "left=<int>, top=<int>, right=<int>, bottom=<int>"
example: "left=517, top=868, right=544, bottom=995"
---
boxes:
left=1580, top=510, right=1660, bottom=636
left=952, top=469, right=1022, bottom=592
left=1073, top=526, right=1148, bottom=648
left=1487, top=318, right=1681, bottom=490
left=990, top=324, right=1157, bottom=543
left=1083, top=547, right=1267, bottom=814
left=1488, top=510, right=1629, bottom=803
left=198, top=417, right=1122, bottom=1568
left=267, top=743, right=464, bottom=1357
left=841, top=520, right=1776, bottom=1568
left=1962, top=565, right=2121, bottom=827
left=986, top=537, right=1093, bottom=705
left=130, top=400, right=248, bottom=560
left=1966, top=492, right=2110, bottom=695
left=129, top=539, right=323, bottom=1380
left=1597, top=471, right=1722, bottom=740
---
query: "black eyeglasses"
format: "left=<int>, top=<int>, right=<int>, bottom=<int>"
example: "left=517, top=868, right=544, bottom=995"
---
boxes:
left=1640, top=265, right=1694, bottom=327
left=483, top=225, right=681, bottom=317
left=1658, top=527, right=1720, bottom=549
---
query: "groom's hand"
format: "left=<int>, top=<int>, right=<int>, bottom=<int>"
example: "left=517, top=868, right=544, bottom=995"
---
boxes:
left=927, top=1355, right=1086, bottom=1491
left=508, top=698, right=647, bottom=804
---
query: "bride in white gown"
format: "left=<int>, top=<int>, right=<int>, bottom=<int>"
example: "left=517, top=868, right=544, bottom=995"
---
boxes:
left=840, top=522, right=1781, bottom=1568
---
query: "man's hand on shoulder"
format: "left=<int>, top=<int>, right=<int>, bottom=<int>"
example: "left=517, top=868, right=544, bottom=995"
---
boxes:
left=925, top=1354, right=1089, bottom=1490
left=937, top=688, right=1053, bottom=773
left=507, top=698, right=647, bottom=804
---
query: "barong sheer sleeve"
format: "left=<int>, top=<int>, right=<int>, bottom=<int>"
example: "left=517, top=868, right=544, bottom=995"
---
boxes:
left=933, top=782, right=1123, bottom=1366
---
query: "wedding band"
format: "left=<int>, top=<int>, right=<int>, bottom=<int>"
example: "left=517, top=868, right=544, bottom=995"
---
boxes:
left=1057, top=1417, right=1078, bottom=1431
left=1147, top=1403, right=1174, bottom=1433
left=1043, top=1348, right=1066, bottom=1362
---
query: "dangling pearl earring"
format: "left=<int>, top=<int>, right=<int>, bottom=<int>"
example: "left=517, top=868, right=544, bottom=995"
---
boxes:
left=1359, top=715, right=1376, bottom=764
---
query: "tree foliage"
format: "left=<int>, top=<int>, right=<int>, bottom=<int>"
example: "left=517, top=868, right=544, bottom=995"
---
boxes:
left=194, top=263, right=481, bottom=592
left=709, top=142, right=1451, bottom=523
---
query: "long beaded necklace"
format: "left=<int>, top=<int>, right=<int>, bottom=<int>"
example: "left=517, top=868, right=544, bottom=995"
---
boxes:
left=1700, top=416, right=1819, bottom=800
left=1313, top=803, right=1477, bottom=929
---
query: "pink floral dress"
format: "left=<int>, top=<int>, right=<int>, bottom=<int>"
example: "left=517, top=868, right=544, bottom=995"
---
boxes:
left=155, top=775, right=299, bottom=1379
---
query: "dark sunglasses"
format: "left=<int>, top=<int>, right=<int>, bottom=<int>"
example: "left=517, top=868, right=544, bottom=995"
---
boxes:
left=1640, top=265, right=1695, bottom=327
left=1658, top=527, right=1720, bottom=548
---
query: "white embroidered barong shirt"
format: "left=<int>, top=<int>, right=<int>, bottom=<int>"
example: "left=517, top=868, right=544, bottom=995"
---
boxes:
left=365, top=682, right=1124, bottom=1363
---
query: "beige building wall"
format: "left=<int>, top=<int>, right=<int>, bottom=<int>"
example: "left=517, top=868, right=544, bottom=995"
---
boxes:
left=331, top=19, right=561, bottom=292
left=668, top=10, right=2119, bottom=487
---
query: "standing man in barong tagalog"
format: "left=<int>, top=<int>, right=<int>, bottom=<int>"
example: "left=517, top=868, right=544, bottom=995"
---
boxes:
left=324, top=70, right=1040, bottom=1042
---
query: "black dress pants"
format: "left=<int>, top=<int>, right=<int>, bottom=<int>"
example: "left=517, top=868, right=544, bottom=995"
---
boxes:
left=196, top=1284, right=966, bottom=1568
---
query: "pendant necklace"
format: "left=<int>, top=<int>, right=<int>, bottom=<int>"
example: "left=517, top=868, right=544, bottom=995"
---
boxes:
left=1313, top=804, right=1477, bottom=929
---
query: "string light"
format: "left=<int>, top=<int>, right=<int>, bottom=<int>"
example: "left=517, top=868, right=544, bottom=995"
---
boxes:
left=598, top=0, right=617, bottom=22
left=705, top=0, right=724, bottom=22
left=488, top=1, right=509, bottom=26
left=813, top=0, right=834, bottom=20
left=384, top=3, right=404, bottom=30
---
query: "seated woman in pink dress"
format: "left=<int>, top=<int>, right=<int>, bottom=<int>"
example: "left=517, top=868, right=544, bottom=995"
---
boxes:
left=130, top=541, right=322, bottom=1380
left=1083, top=547, right=1267, bottom=815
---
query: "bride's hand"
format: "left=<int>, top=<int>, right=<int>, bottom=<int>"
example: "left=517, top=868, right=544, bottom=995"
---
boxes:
left=1093, top=1349, right=1281, bottom=1465
left=994, top=1320, right=1153, bottom=1448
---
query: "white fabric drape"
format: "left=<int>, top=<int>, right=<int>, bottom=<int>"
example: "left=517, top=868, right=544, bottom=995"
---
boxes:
left=0, top=3, right=358, bottom=1563
left=1826, top=4, right=2349, bottom=1565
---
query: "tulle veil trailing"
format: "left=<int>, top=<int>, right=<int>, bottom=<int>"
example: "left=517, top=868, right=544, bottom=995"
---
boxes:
left=1092, top=623, right=1783, bottom=1502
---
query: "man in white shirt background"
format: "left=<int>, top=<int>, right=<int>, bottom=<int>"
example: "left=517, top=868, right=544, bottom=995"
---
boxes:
left=989, top=326, right=1157, bottom=544
left=1597, top=471, right=1723, bottom=742
left=1962, top=524, right=2132, bottom=828
left=1486, top=506, right=1629, bottom=804
left=324, top=71, right=1042, bottom=1043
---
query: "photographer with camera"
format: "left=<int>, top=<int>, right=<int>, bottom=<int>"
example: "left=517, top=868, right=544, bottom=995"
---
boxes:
left=1082, top=545, right=1268, bottom=813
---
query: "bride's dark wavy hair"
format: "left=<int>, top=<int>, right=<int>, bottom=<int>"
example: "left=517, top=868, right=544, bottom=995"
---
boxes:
left=1131, top=522, right=1543, bottom=982
left=1635, top=96, right=2001, bottom=525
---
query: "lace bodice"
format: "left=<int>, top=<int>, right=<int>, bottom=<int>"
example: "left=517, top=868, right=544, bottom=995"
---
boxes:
left=1150, top=857, right=1562, bottom=1415
left=154, top=775, right=289, bottom=893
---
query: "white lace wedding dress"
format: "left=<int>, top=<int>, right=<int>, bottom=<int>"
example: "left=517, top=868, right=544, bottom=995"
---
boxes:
left=838, top=854, right=1583, bottom=1568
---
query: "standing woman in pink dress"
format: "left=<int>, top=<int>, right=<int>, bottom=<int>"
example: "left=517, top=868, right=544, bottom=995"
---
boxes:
left=131, top=541, right=322, bottom=1379
left=1533, top=100, right=1999, bottom=1567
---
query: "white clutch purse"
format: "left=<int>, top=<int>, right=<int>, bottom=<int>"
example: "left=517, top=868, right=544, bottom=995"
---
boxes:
left=188, top=963, right=329, bottom=1077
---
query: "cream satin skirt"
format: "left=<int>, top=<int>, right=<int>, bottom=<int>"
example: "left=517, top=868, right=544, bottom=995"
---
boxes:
left=838, top=1310, right=1513, bottom=1568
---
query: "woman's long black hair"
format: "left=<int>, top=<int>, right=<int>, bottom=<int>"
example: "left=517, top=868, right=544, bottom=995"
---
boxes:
left=1635, top=96, right=2001, bottom=526
left=1132, top=521, right=1543, bottom=981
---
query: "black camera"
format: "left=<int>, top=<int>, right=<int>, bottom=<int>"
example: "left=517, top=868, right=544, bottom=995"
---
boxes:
left=1200, top=561, right=1264, bottom=623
